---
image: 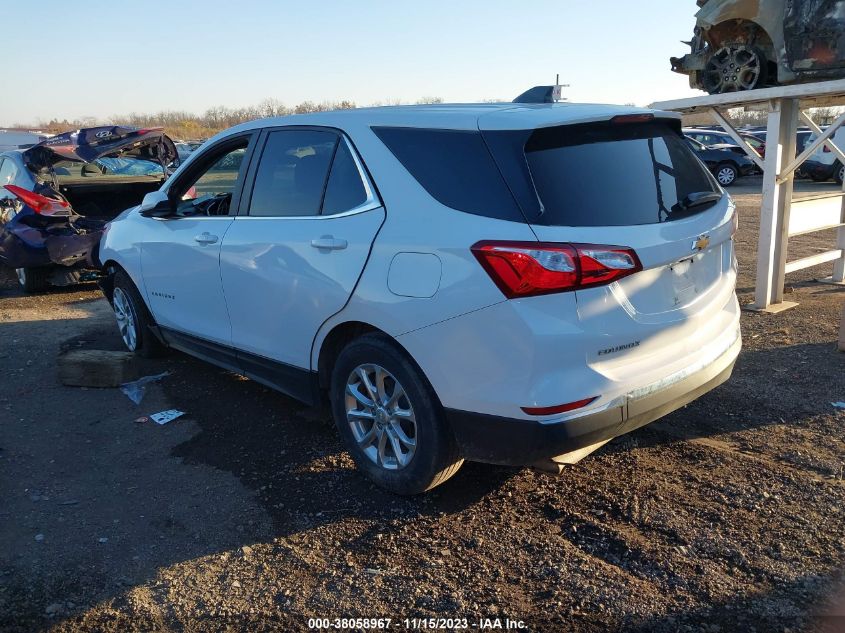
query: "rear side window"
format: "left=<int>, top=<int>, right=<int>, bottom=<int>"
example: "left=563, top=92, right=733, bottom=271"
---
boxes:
left=322, top=141, right=368, bottom=215
left=373, top=127, right=523, bottom=221
left=524, top=122, right=719, bottom=226
left=249, top=130, right=338, bottom=217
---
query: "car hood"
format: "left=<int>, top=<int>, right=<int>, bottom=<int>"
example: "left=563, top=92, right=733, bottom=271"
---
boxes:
left=22, top=126, right=177, bottom=172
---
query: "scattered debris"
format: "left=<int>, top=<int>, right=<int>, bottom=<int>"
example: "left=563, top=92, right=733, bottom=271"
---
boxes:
left=149, top=409, right=185, bottom=425
left=98, top=537, right=108, bottom=544
left=832, top=402, right=845, bottom=410
left=34, top=534, right=44, bottom=542
left=44, top=603, right=64, bottom=616
left=119, top=371, right=170, bottom=405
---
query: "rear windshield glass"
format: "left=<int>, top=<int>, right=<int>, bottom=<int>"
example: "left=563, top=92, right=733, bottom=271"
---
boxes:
left=524, top=122, right=719, bottom=226
left=52, top=158, right=164, bottom=180
left=372, top=127, right=523, bottom=222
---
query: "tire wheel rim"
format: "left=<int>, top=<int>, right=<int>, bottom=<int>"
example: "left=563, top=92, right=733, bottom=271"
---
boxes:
left=15, top=268, right=26, bottom=287
left=702, top=45, right=763, bottom=94
left=112, top=287, right=138, bottom=351
left=839, top=166, right=844, bottom=183
left=345, top=363, right=417, bottom=470
left=717, top=167, right=736, bottom=185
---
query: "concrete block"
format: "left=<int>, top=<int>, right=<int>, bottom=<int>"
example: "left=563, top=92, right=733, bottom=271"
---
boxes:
left=58, top=349, right=137, bottom=388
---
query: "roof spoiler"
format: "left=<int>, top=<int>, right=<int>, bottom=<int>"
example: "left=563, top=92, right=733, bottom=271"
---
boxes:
left=512, top=85, right=562, bottom=104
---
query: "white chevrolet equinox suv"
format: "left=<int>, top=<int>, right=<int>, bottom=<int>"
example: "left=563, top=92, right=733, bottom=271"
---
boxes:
left=99, top=102, right=741, bottom=495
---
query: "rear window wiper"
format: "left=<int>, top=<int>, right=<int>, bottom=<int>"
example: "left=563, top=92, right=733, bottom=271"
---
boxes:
left=672, top=191, right=723, bottom=214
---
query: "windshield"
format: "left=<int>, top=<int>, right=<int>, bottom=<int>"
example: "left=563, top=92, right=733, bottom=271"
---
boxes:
left=523, top=121, right=720, bottom=226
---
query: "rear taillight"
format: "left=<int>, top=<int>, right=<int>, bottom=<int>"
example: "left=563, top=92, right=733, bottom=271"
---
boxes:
left=3, top=185, right=70, bottom=215
left=824, top=145, right=831, bottom=153
left=521, top=397, right=598, bottom=416
left=471, top=241, right=642, bottom=299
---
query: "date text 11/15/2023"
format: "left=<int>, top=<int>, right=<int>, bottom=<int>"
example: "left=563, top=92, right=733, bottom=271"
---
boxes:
left=307, top=617, right=528, bottom=630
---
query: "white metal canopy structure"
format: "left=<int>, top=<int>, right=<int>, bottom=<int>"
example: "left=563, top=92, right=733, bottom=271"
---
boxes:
left=653, top=79, right=845, bottom=313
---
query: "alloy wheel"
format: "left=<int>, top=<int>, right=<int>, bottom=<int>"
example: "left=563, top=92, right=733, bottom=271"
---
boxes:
left=112, top=287, right=138, bottom=351
left=345, top=363, right=417, bottom=470
left=702, top=45, right=764, bottom=94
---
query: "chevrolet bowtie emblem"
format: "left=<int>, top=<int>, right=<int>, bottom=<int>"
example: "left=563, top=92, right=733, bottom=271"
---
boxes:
left=691, top=234, right=710, bottom=251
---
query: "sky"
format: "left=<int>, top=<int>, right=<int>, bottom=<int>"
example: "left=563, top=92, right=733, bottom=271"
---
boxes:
left=1, top=0, right=703, bottom=126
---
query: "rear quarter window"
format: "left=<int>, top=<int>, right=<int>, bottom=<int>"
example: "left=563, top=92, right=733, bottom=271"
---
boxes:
left=372, top=127, right=524, bottom=222
left=523, top=121, right=720, bottom=226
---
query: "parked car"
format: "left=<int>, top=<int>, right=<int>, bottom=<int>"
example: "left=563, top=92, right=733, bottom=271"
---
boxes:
left=671, top=0, right=845, bottom=94
left=173, top=142, right=195, bottom=166
left=99, top=104, right=741, bottom=494
left=800, top=126, right=845, bottom=184
left=684, top=136, right=756, bottom=185
left=684, top=128, right=766, bottom=159
left=0, top=126, right=176, bottom=292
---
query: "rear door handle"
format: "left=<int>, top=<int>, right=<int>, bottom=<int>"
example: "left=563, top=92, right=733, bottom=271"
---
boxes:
left=310, top=235, right=348, bottom=250
left=194, top=232, right=219, bottom=245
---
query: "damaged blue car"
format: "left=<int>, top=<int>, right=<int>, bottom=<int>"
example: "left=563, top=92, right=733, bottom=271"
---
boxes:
left=0, top=126, right=176, bottom=292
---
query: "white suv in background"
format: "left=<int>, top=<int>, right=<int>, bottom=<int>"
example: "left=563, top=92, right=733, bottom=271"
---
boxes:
left=99, top=103, right=741, bottom=494
left=802, top=126, right=845, bottom=184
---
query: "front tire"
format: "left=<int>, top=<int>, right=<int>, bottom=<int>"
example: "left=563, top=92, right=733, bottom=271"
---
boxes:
left=835, top=162, right=844, bottom=186
left=16, top=267, right=50, bottom=293
left=330, top=334, right=463, bottom=495
left=714, top=163, right=738, bottom=187
left=112, top=271, right=166, bottom=358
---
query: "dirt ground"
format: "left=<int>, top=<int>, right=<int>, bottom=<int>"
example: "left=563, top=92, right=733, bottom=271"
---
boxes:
left=1, top=178, right=844, bottom=632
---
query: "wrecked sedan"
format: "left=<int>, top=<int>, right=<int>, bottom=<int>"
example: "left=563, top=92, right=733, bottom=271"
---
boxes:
left=0, top=126, right=176, bottom=292
left=671, top=0, right=845, bottom=94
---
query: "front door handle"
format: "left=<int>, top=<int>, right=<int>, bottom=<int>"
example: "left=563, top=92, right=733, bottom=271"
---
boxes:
left=194, top=232, right=219, bottom=245
left=310, top=235, right=348, bottom=250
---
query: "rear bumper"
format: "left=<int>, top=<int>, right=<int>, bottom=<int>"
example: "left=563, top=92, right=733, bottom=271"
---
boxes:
left=800, top=160, right=835, bottom=180
left=445, top=330, right=741, bottom=467
left=737, top=163, right=756, bottom=177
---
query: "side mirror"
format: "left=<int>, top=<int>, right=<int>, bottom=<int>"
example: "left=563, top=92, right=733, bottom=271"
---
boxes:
left=138, top=190, right=174, bottom=218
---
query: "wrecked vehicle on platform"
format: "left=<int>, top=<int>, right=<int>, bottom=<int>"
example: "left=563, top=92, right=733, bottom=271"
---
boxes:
left=671, top=0, right=845, bottom=94
left=0, top=126, right=176, bottom=292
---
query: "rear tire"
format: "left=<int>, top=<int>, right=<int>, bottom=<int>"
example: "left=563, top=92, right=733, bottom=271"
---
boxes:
left=16, top=267, right=50, bottom=293
left=330, top=333, right=463, bottom=495
left=714, top=163, right=738, bottom=187
left=112, top=271, right=167, bottom=358
left=835, top=162, right=844, bottom=186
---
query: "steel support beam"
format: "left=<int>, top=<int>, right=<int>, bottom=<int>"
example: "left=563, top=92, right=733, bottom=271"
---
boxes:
left=709, top=108, right=765, bottom=170
left=750, top=99, right=799, bottom=312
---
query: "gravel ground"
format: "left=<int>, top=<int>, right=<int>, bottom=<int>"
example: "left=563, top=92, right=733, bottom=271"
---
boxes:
left=1, top=184, right=844, bottom=632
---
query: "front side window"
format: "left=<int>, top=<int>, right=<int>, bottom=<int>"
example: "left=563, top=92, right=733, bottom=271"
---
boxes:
left=185, top=147, right=247, bottom=200
left=171, top=138, right=250, bottom=217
